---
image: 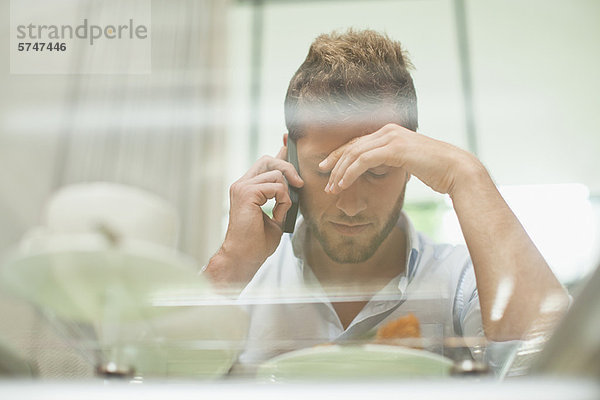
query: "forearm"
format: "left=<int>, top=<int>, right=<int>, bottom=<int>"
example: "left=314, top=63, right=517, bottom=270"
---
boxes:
left=449, top=159, right=569, bottom=341
left=203, top=247, right=261, bottom=294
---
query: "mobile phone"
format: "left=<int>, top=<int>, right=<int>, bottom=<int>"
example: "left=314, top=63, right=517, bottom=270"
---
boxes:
left=283, top=138, right=300, bottom=233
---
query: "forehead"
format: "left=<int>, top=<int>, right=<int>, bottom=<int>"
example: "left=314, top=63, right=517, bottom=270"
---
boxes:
left=296, top=120, right=384, bottom=162
left=293, top=103, right=399, bottom=159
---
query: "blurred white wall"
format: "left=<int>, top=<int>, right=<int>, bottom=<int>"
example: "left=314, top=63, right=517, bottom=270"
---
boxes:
left=467, top=0, right=600, bottom=192
left=0, top=0, right=229, bottom=263
left=228, top=0, right=600, bottom=196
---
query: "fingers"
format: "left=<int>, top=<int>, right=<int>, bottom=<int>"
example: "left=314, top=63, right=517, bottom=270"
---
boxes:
left=243, top=152, right=303, bottom=188
left=321, top=134, right=392, bottom=194
left=247, top=169, right=287, bottom=186
left=317, top=124, right=397, bottom=171
left=232, top=147, right=304, bottom=230
left=251, top=170, right=293, bottom=225
left=256, top=182, right=292, bottom=226
left=231, top=170, right=292, bottom=226
left=272, top=199, right=289, bottom=226
left=337, top=147, right=391, bottom=190
left=317, top=141, right=350, bottom=173
left=256, top=182, right=291, bottom=207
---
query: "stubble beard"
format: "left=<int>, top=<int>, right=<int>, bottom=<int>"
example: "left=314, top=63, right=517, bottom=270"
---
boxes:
left=302, top=192, right=405, bottom=264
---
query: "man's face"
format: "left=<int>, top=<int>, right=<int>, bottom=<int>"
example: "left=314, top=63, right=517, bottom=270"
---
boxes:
left=296, top=120, right=409, bottom=264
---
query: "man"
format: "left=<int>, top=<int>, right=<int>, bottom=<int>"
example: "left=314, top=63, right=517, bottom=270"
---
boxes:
left=204, top=30, right=568, bottom=367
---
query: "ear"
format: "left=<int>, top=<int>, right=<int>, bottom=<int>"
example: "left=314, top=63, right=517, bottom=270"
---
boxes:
left=283, top=133, right=289, bottom=147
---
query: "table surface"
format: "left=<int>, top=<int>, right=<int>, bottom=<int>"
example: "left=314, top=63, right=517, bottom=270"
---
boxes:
left=0, top=378, right=599, bottom=400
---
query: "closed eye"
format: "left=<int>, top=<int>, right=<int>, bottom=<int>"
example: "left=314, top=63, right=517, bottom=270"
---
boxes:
left=366, top=167, right=389, bottom=178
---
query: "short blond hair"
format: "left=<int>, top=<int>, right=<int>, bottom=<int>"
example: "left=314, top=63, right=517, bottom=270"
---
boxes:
left=285, top=29, right=418, bottom=139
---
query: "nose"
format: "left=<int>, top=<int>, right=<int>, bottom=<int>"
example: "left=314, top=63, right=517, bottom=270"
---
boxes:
left=335, top=182, right=367, bottom=217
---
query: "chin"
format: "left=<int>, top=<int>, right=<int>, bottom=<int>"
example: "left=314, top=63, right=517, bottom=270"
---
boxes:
left=318, top=229, right=381, bottom=264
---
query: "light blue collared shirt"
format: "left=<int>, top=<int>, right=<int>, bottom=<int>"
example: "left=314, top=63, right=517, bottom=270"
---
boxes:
left=238, top=212, right=487, bottom=366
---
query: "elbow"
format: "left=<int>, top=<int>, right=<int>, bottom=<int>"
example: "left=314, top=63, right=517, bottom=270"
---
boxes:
left=482, top=289, right=571, bottom=342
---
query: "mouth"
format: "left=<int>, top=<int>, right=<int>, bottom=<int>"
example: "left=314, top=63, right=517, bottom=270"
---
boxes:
left=329, top=221, right=371, bottom=235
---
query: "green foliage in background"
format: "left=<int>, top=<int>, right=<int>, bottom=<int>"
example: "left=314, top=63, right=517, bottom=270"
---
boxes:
left=403, top=200, right=447, bottom=241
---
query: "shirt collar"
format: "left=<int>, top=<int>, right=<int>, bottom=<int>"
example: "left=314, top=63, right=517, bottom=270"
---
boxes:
left=403, top=212, right=421, bottom=283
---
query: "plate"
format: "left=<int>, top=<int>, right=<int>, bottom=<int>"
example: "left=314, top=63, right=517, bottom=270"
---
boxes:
left=0, top=234, right=248, bottom=378
left=256, top=344, right=453, bottom=381
left=1, top=233, right=212, bottom=322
